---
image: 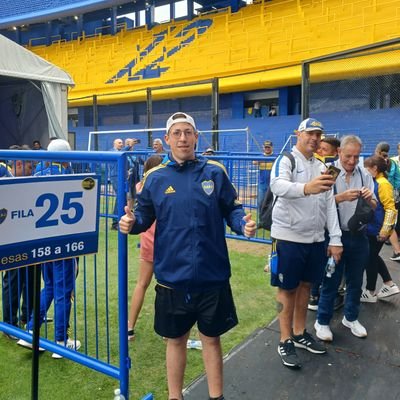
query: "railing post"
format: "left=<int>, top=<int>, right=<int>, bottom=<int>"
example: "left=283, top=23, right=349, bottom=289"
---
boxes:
left=117, top=153, right=130, bottom=399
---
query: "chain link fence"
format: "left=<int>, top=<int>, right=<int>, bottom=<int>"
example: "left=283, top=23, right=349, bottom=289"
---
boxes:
left=303, top=38, right=400, bottom=153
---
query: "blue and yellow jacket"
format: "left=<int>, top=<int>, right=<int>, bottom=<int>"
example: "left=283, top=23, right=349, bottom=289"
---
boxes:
left=0, top=162, right=13, bottom=177
left=367, top=173, right=397, bottom=237
left=34, top=162, right=72, bottom=176
left=130, top=154, right=245, bottom=290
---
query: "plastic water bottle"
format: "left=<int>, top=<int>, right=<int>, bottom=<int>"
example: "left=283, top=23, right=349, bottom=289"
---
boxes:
left=325, top=256, right=336, bottom=278
left=114, top=388, right=126, bottom=400
left=263, top=254, right=271, bottom=273
left=186, top=339, right=203, bottom=350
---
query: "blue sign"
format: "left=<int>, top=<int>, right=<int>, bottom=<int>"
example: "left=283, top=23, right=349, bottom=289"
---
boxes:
left=0, top=174, right=100, bottom=271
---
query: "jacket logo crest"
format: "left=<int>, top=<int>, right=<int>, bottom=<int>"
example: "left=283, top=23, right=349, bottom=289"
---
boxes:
left=165, top=185, right=176, bottom=194
left=202, top=180, right=214, bottom=195
left=0, top=208, right=7, bottom=224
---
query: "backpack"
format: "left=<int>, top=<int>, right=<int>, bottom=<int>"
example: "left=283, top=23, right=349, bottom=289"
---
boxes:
left=258, top=151, right=296, bottom=230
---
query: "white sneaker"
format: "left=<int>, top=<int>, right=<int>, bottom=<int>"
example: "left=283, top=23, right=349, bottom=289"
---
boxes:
left=314, top=321, right=333, bottom=342
left=360, top=289, right=377, bottom=303
left=17, top=331, right=45, bottom=351
left=377, top=283, right=400, bottom=299
left=52, top=338, right=81, bottom=359
left=342, top=317, right=367, bottom=338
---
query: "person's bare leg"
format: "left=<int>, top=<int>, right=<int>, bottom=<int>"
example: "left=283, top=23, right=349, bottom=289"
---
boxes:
left=199, top=333, right=223, bottom=398
left=293, top=281, right=311, bottom=336
left=389, top=231, right=400, bottom=253
left=128, top=260, right=153, bottom=332
left=166, top=331, right=190, bottom=400
left=277, top=288, right=297, bottom=341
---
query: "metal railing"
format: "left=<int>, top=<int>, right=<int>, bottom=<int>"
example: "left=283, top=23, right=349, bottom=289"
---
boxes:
left=0, top=150, right=273, bottom=398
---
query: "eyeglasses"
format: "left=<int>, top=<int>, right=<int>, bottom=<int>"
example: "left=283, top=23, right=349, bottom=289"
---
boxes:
left=169, top=129, right=195, bottom=139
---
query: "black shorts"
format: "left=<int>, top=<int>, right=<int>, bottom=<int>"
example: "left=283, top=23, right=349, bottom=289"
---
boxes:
left=154, top=283, right=238, bottom=338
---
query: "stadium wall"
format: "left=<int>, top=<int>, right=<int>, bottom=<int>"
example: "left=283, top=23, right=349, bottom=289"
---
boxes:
left=70, top=107, right=400, bottom=155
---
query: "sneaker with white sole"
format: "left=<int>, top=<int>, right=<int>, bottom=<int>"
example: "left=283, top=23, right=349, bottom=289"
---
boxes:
left=128, top=328, right=135, bottom=341
left=307, top=295, right=319, bottom=311
left=389, top=252, right=400, bottom=261
left=342, top=317, right=367, bottom=338
left=360, top=289, right=377, bottom=303
left=377, top=283, right=400, bottom=299
left=277, top=339, right=302, bottom=369
left=292, top=329, right=327, bottom=354
left=17, top=331, right=45, bottom=351
left=314, top=321, right=333, bottom=342
left=52, top=338, right=81, bottom=359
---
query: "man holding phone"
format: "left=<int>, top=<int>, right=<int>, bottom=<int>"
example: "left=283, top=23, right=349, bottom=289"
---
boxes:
left=270, top=118, right=343, bottom=369
left=315, top=135, right=376, bottom=342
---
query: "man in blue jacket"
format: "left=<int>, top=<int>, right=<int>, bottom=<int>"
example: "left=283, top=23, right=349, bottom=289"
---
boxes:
left=119, top=112, right=256, bottom=400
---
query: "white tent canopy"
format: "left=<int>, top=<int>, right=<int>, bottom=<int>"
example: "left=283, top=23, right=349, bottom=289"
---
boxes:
left=0, top=34, right=74, bottom=149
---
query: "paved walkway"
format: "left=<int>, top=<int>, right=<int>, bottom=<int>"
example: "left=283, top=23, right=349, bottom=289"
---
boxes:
left=184, top=244, right=400, bottom=400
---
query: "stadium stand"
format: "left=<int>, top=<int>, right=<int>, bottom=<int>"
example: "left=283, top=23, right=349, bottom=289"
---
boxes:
left=2, top=1, right=400, bottom=399
left=24, top=1, right=400, bottom=102
left=0, top=0, right=399, bottom=153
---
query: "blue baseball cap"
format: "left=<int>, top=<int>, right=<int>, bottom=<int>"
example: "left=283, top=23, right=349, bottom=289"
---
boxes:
left=297, top=118, right=324, bottom=132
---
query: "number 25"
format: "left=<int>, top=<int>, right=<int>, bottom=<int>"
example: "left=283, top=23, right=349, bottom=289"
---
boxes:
left=36, top=192, right=84, bottom=228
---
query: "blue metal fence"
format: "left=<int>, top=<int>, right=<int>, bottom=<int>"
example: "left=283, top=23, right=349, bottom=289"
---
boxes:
left=0, top=149, right=272, bottom=399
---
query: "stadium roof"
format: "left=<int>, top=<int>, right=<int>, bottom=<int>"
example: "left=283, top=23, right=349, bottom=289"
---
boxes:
left=0, top=0, right=240, bottom=29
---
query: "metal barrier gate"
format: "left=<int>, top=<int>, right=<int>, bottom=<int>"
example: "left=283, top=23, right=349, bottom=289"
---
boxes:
left=0, top=149, right=272, bottom=399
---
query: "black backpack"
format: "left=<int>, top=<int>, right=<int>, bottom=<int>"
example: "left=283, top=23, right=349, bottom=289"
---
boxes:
left=258, top=151, right=296, bottom=230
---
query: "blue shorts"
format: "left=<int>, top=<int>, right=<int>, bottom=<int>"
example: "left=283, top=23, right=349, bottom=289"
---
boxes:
left=271, top=240, right=326, bottom=290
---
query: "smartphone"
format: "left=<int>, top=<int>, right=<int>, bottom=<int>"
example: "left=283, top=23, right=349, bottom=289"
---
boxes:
left=326, top=165, right=341, bottom=181
left=133, top=139, right=141, bottom=144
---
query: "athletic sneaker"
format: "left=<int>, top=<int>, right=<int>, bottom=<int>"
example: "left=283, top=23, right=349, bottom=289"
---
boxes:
left=128, top=329, right=135, bottom=341
left=52, top=338, right=81, bottom=359
left=360, top=289, right=377, bottom=303
left=342, top=317, right=367, bottom=338
left=377, top=283, right=400, bottom=299
left=17, top=331, right=45, bottom=351
left=314, top=321, right=333, bottom=342
left=292, top=330, right=327, bottom=354
left=277, top=339, right=302, bottom=369
left=389, top=252, right=400, bottom=261
left=308, top=295, right=319, bottom=311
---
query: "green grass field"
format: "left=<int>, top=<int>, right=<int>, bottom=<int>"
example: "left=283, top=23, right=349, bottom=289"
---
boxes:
left=0, top=233, right=276, bottom=400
